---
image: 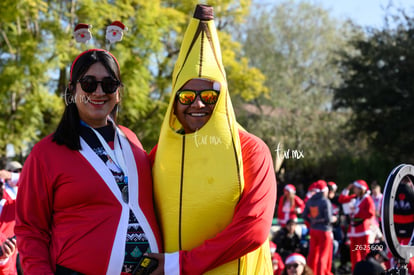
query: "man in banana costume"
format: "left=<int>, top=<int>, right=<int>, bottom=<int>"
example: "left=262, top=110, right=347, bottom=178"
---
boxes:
left=148, top=4, right=277, bottom=275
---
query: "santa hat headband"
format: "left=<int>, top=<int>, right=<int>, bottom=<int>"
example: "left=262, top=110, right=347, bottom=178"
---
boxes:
left=285, top=253, right=306, bottom=265
left=69, top=49, right=120, bottom=81
left=108, top=20, right=127, bottom=30
left=353, top=180, right=368, bottom=191
left=73, top=21, right=127, bottom=48
left=284, top=184, right=296, bottom=194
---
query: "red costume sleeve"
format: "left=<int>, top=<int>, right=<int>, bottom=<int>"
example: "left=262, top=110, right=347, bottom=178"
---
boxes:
left=179, top=131, right=277, bottom=274
left=15, top=142, right=54, bottom=274
left=354, top=196, right=375, bottom=220
left=338, top=193, right=356, bottom=203
left=294, top=196, right=305, bottom=213
left=277, top=196, right=285, bottom=221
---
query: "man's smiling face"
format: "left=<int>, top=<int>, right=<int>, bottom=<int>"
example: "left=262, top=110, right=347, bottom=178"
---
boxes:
left=174, top=79, right=218, bottom=134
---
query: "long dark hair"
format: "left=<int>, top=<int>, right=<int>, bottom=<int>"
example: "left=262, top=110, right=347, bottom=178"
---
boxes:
left=52, top=49, right=122, bottom=150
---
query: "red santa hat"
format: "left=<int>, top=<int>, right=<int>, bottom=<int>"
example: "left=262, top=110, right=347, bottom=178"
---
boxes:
left=74, top=23, right=91, bottom=32
left=108, top=21, right=127, bottom=31
left=285, top=253, right=306, bottom=265
left=327, top=181, right=338, bottom=192
left=309, top=180, right=328, bottom=193
left=284, top=184, right=296, bottom=194
left=269, top=241, right=277, bottom=253
left=353, top=179, right=369, bottom=191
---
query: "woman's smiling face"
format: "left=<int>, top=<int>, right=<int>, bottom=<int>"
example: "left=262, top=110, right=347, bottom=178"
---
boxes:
left=75, top=62, right=119, bottom=128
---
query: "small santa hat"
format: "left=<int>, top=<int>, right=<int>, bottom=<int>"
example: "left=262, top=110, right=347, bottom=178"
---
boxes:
left=353, top=180, right=369, bottom=191
left=269, top=241, right=277, bottom=253
left=74, top=23, right=91, bottom=32
left=307, top=182, right=316, bottom=192
left=285, top=253, right=306, bottom=265
left=108, top=21, right=128, bottom=31
left=310, top=180, right=328, bottom=193
left=327, top=181, right=338, bottom=192
left=284, top=184, right=296, bottom=194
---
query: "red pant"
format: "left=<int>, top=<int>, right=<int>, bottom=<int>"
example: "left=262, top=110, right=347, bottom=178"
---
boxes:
left=350, top=235, right=370, bottom=271
left=307, top=229, right=333, bottom=275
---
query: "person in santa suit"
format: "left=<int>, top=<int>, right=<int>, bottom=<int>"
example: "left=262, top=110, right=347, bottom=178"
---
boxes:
left=0, top=179, right=18, bottom=275
left=15, top=49, right=162, bottom=275
left=147, top=4, right=276, bottom=275
left=0, top=161, right=22, bottom=203
left=338, top=180, right=375, bottom=271
left=270, top=240, right=285, bottom=275
left=278, top=184, right=305, bottom=227
left=302, top=180, right=334, bottom=275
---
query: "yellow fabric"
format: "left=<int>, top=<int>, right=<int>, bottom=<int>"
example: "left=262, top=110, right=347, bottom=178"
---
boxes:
left=153, top=12, right=270, bottom=274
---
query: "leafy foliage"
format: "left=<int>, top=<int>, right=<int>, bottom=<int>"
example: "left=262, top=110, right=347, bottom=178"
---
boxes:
left=235, top=1, right=360, bottom=184
left=333, top=14, right=414, bottom=164
left=0, top=0, right=266, bottom=161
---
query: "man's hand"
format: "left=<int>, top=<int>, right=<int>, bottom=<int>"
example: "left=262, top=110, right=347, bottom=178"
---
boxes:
left=0, top=170, right=11, bottom=181
left=144, top=253, right=165, bottom=275
left=0, top=237, right=17, bottom=259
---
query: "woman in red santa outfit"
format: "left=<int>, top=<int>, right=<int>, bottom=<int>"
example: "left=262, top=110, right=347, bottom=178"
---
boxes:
left=15, top=49, right=162, bottom=275
left=277, top=184, right=305, bottom=227
left=338, top=180, right=375, bottom=271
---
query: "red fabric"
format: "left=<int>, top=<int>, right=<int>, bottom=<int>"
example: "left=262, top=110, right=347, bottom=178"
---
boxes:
left=152, top=130, right=277, bottom=274
left=0, top=200, right=17, bottom=275
left=272, top=251, right=284, bottom=275
left=307, top=229, right=333, bottom=275
left=394, top=214, right=414, bottom=223
left=277, top=195, right=305, bottom=227
left=350, top=235, right=370, bottom=271
left=15, top=128, right=162, bottom=275
left=339, top=193, right=375, bottom=237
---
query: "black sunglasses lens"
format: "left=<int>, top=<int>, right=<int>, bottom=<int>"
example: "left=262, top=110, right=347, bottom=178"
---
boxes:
left=79, top=76, right=97, bottom=93
left=287, top=263, right=299, bottom=269
left=79, top=76, right=119, bottom=94
left=101, top=77, right=120, bottom=94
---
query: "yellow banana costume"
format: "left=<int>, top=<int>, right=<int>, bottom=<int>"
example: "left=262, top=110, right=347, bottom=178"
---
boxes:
left=152, top=4, right=276, bottom=275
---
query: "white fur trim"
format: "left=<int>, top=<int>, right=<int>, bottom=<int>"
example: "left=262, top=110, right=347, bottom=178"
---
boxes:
left=164, top=252, right=180, bottom=275
left=80, top=138, right=128, bottom=275
left=285, top=254, right=306, bottom=265
left=353, top=181, right=367, bottom=191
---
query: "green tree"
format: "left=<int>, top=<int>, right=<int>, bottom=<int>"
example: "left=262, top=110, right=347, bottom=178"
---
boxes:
left=333, top=12, right=414, bottom=164
left=235, top=0, right=358, bottom=183
left=0, top=0, right=63, bottom=163
left=0, top=0, right=268, bottom=160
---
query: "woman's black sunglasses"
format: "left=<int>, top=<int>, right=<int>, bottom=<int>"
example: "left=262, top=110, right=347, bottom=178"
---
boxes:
left=176, top=89, right=220, bottom=105
left=77, top=75, right=121, bottom=94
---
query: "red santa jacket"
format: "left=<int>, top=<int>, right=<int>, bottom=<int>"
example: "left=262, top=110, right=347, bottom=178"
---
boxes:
left=0, top=199, right=17, bottom=275
left=277, top=195, right=305, bottom=227
left=15, top=126, right=162, bottom=275
left=338, top=191, right=375, bottom=237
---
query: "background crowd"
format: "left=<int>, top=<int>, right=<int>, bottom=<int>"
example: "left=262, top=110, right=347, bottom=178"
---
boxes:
left=270, top=178, right=414, bottom=275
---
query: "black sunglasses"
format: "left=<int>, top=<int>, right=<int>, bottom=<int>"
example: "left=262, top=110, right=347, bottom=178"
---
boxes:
left=176, top=89, right=220, bottom=105
left=286, top=263, right=300, bottom=269
left=77, top=75, right=121, bottom=94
